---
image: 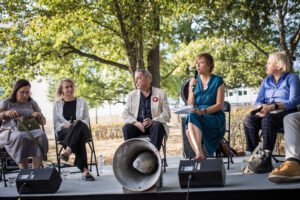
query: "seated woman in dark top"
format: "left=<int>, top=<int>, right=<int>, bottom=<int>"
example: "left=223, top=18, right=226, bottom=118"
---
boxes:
left=53, top=78, right=95, bottom=181
left=0, top=79, right=48, bottom=169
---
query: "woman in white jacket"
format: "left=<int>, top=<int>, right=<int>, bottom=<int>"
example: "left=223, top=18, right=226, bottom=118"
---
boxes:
left=53, top=78, right=95, bottom=181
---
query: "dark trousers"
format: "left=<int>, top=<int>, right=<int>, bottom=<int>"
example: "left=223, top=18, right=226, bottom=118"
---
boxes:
left=243, top=109, right=297, bottom=152
left=122, top=122, right=165, bottom=151
left=58, top=120, right=90, bottom=172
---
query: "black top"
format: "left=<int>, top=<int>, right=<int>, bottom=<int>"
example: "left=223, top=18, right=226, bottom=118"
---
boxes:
left=137, top=89, right=152, bottom=122
left=63, top=100, right=76, bottom=121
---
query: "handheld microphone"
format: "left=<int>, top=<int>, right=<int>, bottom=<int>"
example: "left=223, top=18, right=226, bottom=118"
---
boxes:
left=250, top=107, right=263, bottom=115
left=192, top=70, right=198, bottom=92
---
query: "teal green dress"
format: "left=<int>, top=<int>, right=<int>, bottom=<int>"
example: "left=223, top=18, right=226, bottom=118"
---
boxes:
left=185, top=74, right=225, bottom=157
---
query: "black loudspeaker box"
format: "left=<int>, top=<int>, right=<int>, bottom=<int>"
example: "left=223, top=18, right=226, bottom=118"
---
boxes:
left=16, top=168, right=62, bottom=194
left=178, top=158, right=226, bottom=188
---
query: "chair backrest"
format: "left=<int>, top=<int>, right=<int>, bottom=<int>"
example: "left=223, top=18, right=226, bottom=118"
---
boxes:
left=223, top=101, right=231, bottom=113
left=223, top=101, right=231, bottom=135
left=181, top=79, right=191, bottom=105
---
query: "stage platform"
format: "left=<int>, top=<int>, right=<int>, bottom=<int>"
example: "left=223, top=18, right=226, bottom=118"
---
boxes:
left=1, top=155, right=300, bottom=200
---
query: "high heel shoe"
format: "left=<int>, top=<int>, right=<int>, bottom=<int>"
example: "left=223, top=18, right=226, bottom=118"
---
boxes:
left=194, top=155, right=207, bottom=160
left=82, top=173, right=95, bottom=181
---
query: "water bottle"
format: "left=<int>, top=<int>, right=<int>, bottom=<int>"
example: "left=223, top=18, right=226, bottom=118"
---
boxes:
left=99, top=154, right=104, bottom=173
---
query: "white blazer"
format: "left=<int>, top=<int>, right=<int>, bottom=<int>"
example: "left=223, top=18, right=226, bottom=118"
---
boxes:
left=122, top=87, right=171, bottom=136
left=53, top=97, right=89, bottom=133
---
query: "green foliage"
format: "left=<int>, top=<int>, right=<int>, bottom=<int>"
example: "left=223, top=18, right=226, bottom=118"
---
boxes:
left=0, top=0, right=178, bottom=103
left=1, top=0, right=299, bottom=106
left=188, top=0, right=300, bottom=59
left=169, top=38, right=278, bottom=89
left=45, top=60, right=133, bottom=106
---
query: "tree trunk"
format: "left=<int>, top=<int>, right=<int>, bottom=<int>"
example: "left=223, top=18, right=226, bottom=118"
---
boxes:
left=148, top=44, right=160, bottom=88
left=147, top=4, right=160, bottom=88
left=275, top=0, right=295, bottom=68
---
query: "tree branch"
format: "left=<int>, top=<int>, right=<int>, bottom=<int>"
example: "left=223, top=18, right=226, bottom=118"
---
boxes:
left=289, top=24, right=300, bottom=56
left=29, top=51, right=53, bottom=66
left=92, top=19, right=122, bottom=38
left=162, top=66, right=177, bottom=79
left=59, top=50, right=76, bottom=58
left=219, top=58, right=265, bottom=66
left=282, top=0, right=288, bottom=18
left=113, top=0, right=137, bottom=71
left=226, top=22, right=269, bottom=57
left=61, top=42, right=129, bottom=71
left=275, top=0, right=288, bottom=53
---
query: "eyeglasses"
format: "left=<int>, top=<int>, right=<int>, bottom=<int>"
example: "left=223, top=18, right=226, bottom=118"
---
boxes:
left=18, top=91, right=30, bottom=95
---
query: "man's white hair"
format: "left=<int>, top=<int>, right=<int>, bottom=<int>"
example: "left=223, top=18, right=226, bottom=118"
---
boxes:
left=135, top=69, right=152, bottom=82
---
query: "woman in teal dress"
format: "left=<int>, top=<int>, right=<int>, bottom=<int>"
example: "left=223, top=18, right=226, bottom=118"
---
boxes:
left=185, top=53, right=225, bottom=160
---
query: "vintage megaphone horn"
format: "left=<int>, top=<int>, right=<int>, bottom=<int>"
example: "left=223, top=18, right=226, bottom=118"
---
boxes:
left=113, top=138, right=162, bottom=192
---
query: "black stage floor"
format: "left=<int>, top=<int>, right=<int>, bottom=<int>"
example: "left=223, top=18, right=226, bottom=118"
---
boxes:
left=1, top=155, right=300, bottom=200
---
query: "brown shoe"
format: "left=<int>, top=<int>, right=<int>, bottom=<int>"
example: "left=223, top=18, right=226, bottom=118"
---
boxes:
left=268, top=161, right=300, bottom=183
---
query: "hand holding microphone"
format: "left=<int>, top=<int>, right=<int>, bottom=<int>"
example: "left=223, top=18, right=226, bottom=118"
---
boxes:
left=191, top=70, right=198, bottom=93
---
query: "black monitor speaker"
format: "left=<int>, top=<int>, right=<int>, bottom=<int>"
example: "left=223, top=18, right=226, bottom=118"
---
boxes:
left=16, top=168, right=62, bottom=194
left=178, top=158, right=226, bottom=188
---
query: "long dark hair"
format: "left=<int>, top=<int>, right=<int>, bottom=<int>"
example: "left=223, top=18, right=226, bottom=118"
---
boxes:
left=9, top=79, right=32, bottom=103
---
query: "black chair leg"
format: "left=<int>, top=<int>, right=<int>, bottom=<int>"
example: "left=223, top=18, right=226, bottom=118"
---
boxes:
left=1, top=159, right=7, bottom=187
left=57, top=146, right=63, bottom=174
left=91, top=141, right=99, bottom=176
left=88, top=140, right=99, bottom=176
left=227, top=141, right=230, bottom=169
left=162, top=136, right=167, bottom=172
left=88, top=142, right=93, bottom=172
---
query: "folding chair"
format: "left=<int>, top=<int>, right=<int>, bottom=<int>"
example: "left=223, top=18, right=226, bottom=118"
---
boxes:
left=54, top=122, right=99, bottom=176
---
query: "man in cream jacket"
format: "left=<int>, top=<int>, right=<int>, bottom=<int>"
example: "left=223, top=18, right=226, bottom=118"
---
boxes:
left=122, top=69, right=171, bottom=151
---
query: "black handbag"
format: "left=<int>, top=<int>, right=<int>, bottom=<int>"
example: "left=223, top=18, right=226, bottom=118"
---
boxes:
left=15, top=116, right=40, bottom=131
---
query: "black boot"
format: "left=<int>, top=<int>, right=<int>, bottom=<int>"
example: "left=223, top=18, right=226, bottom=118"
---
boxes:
left=248, top=151, right=273, bottom=173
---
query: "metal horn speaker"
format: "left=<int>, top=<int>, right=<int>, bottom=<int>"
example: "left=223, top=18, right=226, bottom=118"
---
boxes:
left=113, top=138, right=162, bottom=192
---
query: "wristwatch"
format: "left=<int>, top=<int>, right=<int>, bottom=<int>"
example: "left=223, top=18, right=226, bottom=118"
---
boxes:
left=274, top=103, right=279, bottom=110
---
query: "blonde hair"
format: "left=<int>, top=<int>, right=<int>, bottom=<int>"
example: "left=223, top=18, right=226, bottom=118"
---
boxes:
left=56, top=78, right=75, bottom=98
left=269, top=52, right=291, bottom=73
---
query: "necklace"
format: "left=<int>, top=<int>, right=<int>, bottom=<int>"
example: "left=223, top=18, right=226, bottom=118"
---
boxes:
left=201, top=79, right=209, bottom=90
left=201, top=75, right=211, bottom=90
